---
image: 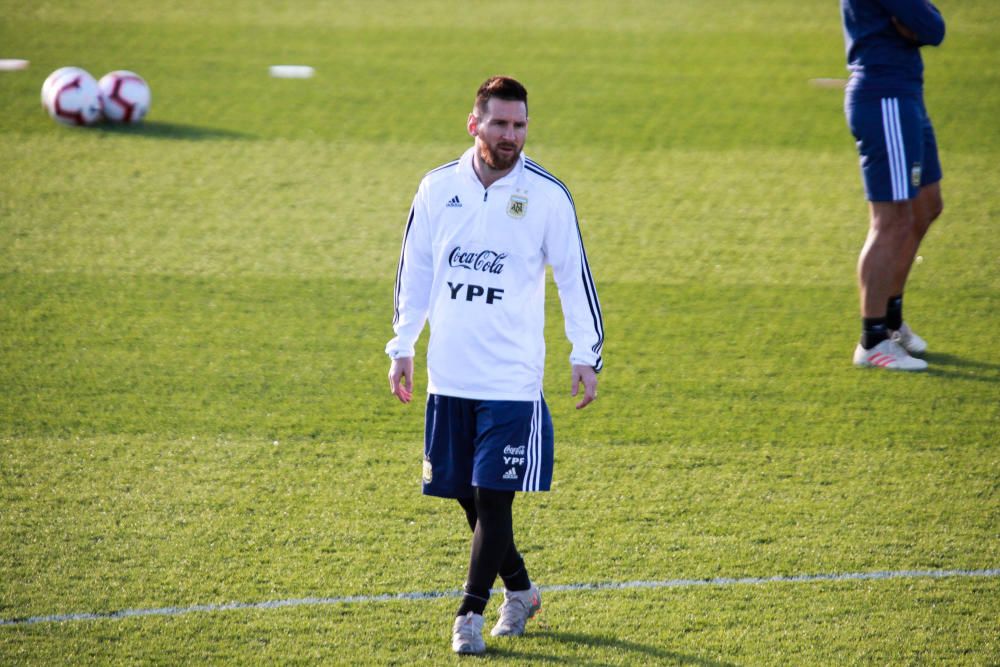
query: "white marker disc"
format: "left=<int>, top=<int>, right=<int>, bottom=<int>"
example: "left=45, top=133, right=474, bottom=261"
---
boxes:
left=269, top=65, right=314, bottom=79
left=0, top=59, right=30, bottom=71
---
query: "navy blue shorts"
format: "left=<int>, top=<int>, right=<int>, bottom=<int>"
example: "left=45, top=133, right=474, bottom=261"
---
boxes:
left=422, top=394, right=554, bottom=498
left=845, top=94, right=942, bottom=202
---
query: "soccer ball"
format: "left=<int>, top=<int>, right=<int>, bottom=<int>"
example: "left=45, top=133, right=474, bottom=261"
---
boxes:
left=41, top=67, right=103, bottom=126
left=98, top=70, right=151, bottom=124
left=41, top=66, right=86, bottom=106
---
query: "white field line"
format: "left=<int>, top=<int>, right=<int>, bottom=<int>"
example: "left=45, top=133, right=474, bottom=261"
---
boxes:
left=1, top=568, right=997, bottom=627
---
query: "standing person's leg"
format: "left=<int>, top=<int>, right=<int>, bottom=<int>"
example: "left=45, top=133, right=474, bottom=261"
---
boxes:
left=847, top=94, right=928, bottom=370
left=885, top=92, right=945, bottom=353
left=456, top=398, right=552, bottom=645
left=451, top=487, right=514, bottom=655
left=483, top=398, right=551, bottom=637
left=853, top=199, right=927, bottom=371
left=858, top=199, right=914, bottom=327
left=457, top=396, right=543, bottom=618
left=422, top=394, right=492, bottom=655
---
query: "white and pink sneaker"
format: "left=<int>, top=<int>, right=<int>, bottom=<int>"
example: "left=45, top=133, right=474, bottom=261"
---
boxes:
left=491, top=583, right=541, bottom=637
left=452, top=612, right=486, bottom=654
left=853, top=334, right=928, bottom=371
left=891, top=322, right=928, bottom=356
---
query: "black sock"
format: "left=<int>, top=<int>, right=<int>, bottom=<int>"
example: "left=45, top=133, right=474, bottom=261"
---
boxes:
left=499, top=559, right=531, bottom=592
left=886, top=294, right=903, bottom=331
left=861, top=317, right=889, bottom=349
left=456, top=590, right=489, bottom=617
left=455, top=488, right=515, bottom=617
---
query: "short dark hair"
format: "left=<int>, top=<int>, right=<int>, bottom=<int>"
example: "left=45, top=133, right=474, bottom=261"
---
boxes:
left=474, top=76, right=528, bottom=117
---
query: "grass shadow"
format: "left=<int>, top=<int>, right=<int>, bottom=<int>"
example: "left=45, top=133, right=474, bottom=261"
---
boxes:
left=924, top=352, right=1000, bottom=372
left=489, top=630, right=739, bottom=666
left=94, top=120, right=254, bottom=141
left=923, top=352, right=1000, bottom=383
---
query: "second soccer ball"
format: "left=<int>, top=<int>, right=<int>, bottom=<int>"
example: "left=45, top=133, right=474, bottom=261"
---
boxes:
left=98, top=70, right=151, bottom=124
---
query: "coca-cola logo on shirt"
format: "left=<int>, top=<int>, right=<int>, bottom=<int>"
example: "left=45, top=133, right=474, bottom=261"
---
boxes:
left=448, top=246, right=507, bottom=274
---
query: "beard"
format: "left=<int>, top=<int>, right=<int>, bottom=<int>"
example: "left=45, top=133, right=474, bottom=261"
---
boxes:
left=477, top=135, right=521, bottom=171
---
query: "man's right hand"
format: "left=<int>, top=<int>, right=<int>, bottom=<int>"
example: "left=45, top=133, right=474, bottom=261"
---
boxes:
left=388, top=357, right=414, bottom=404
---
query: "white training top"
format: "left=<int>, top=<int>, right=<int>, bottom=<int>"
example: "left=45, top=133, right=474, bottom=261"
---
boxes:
left=386, top=147, right=604, bottom=401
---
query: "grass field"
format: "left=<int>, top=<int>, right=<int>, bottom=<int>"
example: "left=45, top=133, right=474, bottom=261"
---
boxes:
left=2, top=0, right=999, bottom=664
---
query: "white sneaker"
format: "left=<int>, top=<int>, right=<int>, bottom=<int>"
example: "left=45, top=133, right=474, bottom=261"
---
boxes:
left=452, top=612, right=486, bottom=655
left=853, top=335, right=928, bottom=371
left=490, top=584, right=541, bottom=637
left=891, top=322, right=927, bottom=356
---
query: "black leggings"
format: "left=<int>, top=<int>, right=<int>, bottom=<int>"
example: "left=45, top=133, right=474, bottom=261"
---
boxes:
left=456, top=488, right=529, bottom=615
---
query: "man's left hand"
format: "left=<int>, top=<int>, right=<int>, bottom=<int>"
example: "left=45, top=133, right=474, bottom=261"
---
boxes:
left=571, top=364, right=598, bottom=410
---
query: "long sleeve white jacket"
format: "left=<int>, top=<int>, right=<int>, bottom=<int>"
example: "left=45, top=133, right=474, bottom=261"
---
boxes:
left=386, top=147, right=604, bottom=401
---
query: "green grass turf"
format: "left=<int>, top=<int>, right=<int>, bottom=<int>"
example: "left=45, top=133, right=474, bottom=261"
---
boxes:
left=2, top=0, right=999, bottom=663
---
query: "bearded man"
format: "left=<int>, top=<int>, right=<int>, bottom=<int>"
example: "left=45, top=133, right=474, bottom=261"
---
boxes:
left=386, top=76, right=604, bottom=655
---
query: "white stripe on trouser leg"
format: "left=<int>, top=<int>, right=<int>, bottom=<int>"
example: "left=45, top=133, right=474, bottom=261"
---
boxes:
left=522, top=401, right=538, bottom=492
left=882, top=97, right=897, bottom=200
left=887, top=98, right=903, bottom=200
left=882, top=98, right=897, bottom=199
left=881, top=97, right=907, bottom=201
left=881, top=98, right=898, bottom=199
left=532, top=400, right=541, bottom=490
left=889, top=99, right=908, bottom=200
left=531, top=400, right=541, bottom=491
left=532, top=400, right=541, bottom=491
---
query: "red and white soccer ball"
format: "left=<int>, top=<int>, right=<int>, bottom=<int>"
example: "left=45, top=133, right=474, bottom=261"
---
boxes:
left=98, top=70, right=151, bottom=124
left=41, top=67, right=86, bottom=107
left=41, top=67, right=103, bottom=126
